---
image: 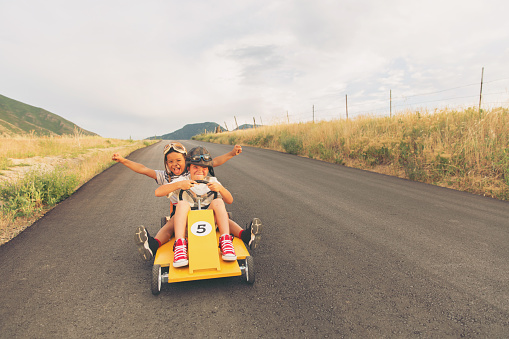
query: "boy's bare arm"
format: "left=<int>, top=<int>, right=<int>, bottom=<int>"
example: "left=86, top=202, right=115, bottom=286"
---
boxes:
left=155, top=180, right=196, bottom=197
left=212, top=145, right=242, bottom=167
left=207, top=182, right=233, bottom=204
left=112, top=153, right=157, bottom=180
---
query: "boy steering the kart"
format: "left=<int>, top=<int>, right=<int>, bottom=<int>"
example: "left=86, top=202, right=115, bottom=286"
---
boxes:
left=155, top=146, right=236, bottom=267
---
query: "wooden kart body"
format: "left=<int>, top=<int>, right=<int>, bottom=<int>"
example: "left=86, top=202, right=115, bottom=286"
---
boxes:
left=151, top=209, right=255, bottom=295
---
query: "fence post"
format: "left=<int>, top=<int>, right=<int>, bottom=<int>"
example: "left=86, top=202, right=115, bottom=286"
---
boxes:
left=345, top=95, right=348, bottom=119
left=390, top=89, right=392, bottom=118
left=313, top=105, right=315, bottom=123
left=287, top=111, right=289, bottom=124
left=479, top=67, right=484, bottom=118
left=224, top=122, right=229, bottom=131
left=253, top=117, right=256, bottom=128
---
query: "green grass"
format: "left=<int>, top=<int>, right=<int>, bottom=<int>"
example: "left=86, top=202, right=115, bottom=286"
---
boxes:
left=0, top=166, right=79, bottom=219
left=0, top=157, right=12, bottom=171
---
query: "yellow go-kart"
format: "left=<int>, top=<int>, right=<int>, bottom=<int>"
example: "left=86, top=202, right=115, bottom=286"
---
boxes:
left=151, top=180, right=255, bottom=295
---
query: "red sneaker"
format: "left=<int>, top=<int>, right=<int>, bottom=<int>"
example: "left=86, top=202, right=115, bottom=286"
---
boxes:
left=219, top=234, right=237, bottom=261
left=173, top=238, right=188, bottom=267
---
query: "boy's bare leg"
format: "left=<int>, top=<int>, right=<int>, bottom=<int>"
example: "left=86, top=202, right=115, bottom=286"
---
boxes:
left=155, top=218, right=175, bottom=244
left=174, top=201, right=190, bottom=239
left=229, top=220, right=243, bottom=236
left=210, top=199, right=229, bottom=235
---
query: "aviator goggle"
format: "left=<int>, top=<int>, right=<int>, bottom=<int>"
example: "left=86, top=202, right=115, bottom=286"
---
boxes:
left=164, top=142, right=187, bottom=155
left=189, top=154, right=212, bottom=162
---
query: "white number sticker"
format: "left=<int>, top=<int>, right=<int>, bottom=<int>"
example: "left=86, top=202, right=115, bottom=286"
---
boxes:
left=190, top=221, right=213, bottom=237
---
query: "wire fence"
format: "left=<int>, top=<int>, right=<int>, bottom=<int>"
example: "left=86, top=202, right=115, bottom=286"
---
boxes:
left=228, top=69, right=509, bottom=129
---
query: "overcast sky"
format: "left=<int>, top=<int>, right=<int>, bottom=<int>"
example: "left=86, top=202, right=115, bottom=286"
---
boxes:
left=1, top=0, right=508, bottom=139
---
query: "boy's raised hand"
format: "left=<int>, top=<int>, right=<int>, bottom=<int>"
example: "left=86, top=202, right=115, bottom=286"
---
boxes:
left=112, top=153, right=124, bottom=162
left=230, top=145, right=242, bottom=156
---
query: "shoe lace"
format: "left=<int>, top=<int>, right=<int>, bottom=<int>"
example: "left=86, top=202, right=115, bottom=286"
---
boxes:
left=174, top=240, right=187, bottom=259
left=220, top=236, right=235, bottom=254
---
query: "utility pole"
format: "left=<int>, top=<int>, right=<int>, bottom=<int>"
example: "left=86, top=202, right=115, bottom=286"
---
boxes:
left=253, top=117, right=256, bottom=128
left=313, top=105, right=315, bottom=123
left=224, top=122, right=229, bottom=131
left=287, top=111, right=289, bottom=124
left=234, top=116, right=239, bottom=130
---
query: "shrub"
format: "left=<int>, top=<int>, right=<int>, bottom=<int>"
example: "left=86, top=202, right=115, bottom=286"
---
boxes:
left=228, top=136, right=237, bottom=145
left=362, top=145, right=393, bottom=166
left=260, top=134, right=274, bottom=147
left=280, top=133, right=303, bottom=155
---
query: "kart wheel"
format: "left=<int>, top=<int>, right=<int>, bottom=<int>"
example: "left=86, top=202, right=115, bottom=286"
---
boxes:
left=244, top=256, right=255, bottom=284
left=151, top=264, right=162, bottom=295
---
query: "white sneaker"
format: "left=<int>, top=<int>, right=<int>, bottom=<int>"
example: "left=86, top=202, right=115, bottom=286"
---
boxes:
left=247, top=218, right=262, bottom=250
left=134, top=226, right=153, bottom=261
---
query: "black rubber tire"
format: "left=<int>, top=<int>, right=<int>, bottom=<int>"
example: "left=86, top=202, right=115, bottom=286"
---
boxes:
left=245, top=256, right=255, bottom=284
left=151, top=264, right=162, bottom=295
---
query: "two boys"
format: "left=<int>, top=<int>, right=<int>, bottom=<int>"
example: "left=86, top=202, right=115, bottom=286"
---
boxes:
left=155, top=146, right=236, bottom=267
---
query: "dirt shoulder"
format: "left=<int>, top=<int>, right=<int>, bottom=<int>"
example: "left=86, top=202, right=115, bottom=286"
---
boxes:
left=0, top=142, right=158, bottom=245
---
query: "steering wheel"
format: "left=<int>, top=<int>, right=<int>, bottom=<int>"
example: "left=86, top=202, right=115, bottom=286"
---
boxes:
left=178, top=179, right=218, bottom=209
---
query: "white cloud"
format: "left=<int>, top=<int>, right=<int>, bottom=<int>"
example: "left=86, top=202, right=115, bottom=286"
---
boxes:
left=1, top=0, right=508, bottom=138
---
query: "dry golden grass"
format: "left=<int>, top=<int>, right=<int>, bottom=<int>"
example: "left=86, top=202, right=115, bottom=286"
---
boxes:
left=0, top=133, right=136, bottom=159
left=196, top=107, right=509, bottom=200
left=0, top=135, right=158, bottom=245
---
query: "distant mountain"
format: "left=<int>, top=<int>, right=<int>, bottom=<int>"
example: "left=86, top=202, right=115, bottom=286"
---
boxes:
left=235, top=124, right=262, bottom=130
left=148, top=122, right=225, bottom=140
left=148, top=121, right=265, bottom=140
left=0, top=94, right=97, bottom=136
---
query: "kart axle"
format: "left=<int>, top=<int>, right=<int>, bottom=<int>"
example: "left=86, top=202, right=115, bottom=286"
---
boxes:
left=161, top=272, right=169, bottom=283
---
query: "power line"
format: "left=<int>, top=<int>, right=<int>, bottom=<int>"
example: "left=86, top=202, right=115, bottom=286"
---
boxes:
left=400, top=83, right=480, bottom=99
left=483, top=77, right=509, bottom=84
left=232, top=71, right=509, bottom=125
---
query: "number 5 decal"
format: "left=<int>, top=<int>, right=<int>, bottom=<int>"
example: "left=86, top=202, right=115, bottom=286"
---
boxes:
left=190, top=221, right=213, bottom=237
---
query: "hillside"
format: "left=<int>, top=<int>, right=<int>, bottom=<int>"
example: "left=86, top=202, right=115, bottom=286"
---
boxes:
left=236, top=124, right=262, bottom=130
left=148, top=122, right=225, bottom=140
left=149, top=122, right=264, bottom=140
left=0, top=94, right=97, bottom=136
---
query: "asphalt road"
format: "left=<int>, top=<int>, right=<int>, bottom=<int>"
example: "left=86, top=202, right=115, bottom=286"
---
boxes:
left=1, top=140, right=508, bottom=338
